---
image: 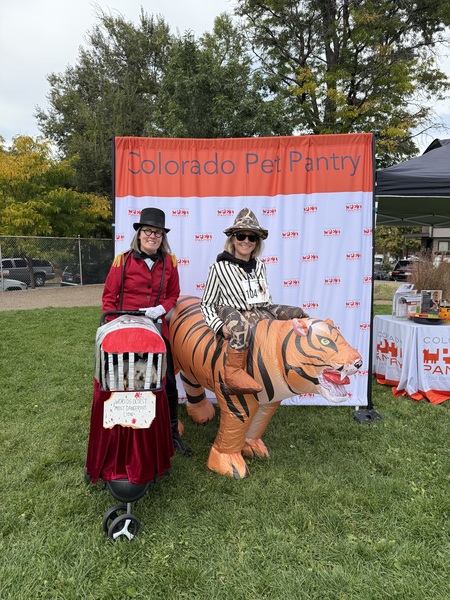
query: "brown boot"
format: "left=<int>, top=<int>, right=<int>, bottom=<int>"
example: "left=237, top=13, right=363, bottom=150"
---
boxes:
left=223, top=348, right=263, bottom=395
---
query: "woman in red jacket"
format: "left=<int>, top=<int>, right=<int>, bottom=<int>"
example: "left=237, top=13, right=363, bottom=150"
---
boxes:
left=102, top=207, right=191, bottom=456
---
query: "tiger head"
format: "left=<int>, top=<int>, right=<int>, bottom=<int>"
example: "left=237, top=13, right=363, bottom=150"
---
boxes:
left=278, top=317, right=363, bottom=402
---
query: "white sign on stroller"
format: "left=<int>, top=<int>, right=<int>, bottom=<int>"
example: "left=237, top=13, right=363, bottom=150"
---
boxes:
left=103, top=391, right=156, bottom=429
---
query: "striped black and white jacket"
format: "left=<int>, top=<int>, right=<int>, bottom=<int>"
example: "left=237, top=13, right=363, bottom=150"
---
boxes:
left=200, top=252, right=272, bottom=334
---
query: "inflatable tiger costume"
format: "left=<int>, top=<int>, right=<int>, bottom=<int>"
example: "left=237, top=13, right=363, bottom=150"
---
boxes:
left=168, top=296, right=363, bottom=479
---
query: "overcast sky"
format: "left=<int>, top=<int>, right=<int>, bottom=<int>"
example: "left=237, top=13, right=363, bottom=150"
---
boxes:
left=0, top=0, right=231, bottom=143
left=1, top=0, right=449, bottom=152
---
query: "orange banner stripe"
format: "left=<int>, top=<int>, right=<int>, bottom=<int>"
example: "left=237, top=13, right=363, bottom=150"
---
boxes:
left=115, top=134, right=373, bottom=198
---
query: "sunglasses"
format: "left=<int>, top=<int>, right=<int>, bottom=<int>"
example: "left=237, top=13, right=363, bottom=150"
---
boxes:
left=233, top=232, right=259, bottom=243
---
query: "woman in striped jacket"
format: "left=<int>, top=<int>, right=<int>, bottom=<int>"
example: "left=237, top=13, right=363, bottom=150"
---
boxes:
left=200, top=208, right=308, bottom=395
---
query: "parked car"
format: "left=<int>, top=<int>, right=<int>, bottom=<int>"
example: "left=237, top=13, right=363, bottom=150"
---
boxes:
left=60, top=262, right=109, bottom=286
left=374, top=266, right=390, bottom=280
left=0, top=257, right=56, bottom=287
left=0, top=277, right=28, bottom=291
left=389, top=259, right=418, bottom=281
left=374, top=254, right=384, bottom=267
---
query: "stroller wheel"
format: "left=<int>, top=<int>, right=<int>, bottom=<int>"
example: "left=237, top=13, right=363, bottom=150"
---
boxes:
left=102, top=505, right=127, bottom=533
left=108, top=513, right=140, bottom=541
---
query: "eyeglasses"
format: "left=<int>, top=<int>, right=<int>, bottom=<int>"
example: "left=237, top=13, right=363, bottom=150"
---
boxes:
left=233, top=232, right=259, bottom=243
left=141, top=228, right=163, bottom=238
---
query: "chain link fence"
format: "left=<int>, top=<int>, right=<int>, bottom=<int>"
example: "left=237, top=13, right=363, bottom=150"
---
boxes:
left=0, top=235, right=114, bottom=288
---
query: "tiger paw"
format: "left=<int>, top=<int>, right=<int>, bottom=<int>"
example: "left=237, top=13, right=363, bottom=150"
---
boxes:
left=242, top=438, right=270, bottom=459
left=206, top=446, right=250, bottom=479
left=186, top=398, right=215, bottom=424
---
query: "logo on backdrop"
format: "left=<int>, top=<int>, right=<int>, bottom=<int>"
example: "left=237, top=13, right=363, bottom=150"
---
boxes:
left=303, top=301, right=319, bottom=311
left=262, top=256, right=278, bottom=264
left=217, top=208, right=234, bottom=217
left=115, top=233, right=125, bottom=242
left=324, top=277, right=341, bottom=286
left=304, top=205, right=318, bottom=214
left=346, top=301, right=361, bottom=309
left=302, top=254, right=319, bottom=262
left=324, top=228, right=341, bottom=237
left=346, top=203, right=362, bottom=212
left=172, top=209, right=189, bottom=217
left=363, top=228, right=373, bottom=236
left=284, top=279, right=299, bottom=287
left=195, top=233, right=213, bottom=242
left=127, top=208, right=141, bottom=217
left=177, top=258, right=190, bottom=267
left=196, top=283, right=205, bottom=291
left=262, top=208, right=277, bottom=216
left=282, top=230, right=299, bottom=239
left=346, top=252, right=362, bottom=260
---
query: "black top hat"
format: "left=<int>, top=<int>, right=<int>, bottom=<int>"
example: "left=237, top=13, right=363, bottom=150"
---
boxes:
left=133, top=207, right=170, bottom=232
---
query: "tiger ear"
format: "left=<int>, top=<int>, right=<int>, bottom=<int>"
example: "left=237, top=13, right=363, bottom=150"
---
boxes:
left=292, top=318, right=308, bottom=337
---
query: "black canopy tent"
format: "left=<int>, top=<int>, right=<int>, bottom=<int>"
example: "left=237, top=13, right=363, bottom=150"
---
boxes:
left=375, top=139, right=450, bottom=227
left=360, top=139, right=450, bottom=422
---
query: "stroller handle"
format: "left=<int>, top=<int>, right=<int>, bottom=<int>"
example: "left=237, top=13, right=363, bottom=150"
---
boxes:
left=100, top=310, right=162, bottom=334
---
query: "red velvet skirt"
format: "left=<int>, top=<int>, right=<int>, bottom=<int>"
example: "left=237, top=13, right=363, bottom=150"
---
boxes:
left=85, top=378, right=174, bottom=485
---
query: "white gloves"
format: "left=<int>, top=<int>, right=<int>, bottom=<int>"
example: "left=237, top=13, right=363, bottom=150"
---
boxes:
left=144, top=305, right=165, bottom=320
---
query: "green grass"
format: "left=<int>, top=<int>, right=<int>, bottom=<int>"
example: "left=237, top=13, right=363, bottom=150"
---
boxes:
left=1, top=305, right=449, bottom=599
left=373, top=280, right=398, bottom=303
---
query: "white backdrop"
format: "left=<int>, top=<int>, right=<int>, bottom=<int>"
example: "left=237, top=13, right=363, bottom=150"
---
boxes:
left=113, top=135, right=374, bottom=406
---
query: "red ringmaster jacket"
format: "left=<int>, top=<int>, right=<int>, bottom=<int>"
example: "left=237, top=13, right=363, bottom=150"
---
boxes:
left=102, top=250, right=180, bottom=340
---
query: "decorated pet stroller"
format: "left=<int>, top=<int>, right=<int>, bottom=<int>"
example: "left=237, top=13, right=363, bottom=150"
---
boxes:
left=85, top=311, right=173, bottom=541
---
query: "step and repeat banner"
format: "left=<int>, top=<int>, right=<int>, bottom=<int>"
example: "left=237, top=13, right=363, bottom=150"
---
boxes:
left=114, top=134, right=374, bottom=406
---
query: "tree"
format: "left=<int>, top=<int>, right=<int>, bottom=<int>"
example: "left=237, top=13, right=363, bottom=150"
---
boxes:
left=36, top=9, right=173, bottom=196
left=37, top=11, right=295, bottom=196
left=0, top=136, right=111, bottom=237
left=235, top=0, right=450, bottom=165
left=375, top=224, right=421, bottom=259
left=150, top=14, right=293, bottom=138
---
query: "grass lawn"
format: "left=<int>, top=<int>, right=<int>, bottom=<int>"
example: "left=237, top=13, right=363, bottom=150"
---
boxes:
left=1, top=303, right=449, bottom=599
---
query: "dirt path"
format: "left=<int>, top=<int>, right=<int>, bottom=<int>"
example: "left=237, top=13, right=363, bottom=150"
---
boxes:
left=0, top=284, right=103, bottom=311
left=0, top=283, right=391, bottom=312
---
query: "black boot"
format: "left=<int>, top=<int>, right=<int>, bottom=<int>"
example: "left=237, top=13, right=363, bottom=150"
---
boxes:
left=168, top=393, right=193, bottom=457
left=172, top=423, right=193, bottom=457
left=165, top=343, right=192, bottom=456
left=167, top=390, right=193, bottom=456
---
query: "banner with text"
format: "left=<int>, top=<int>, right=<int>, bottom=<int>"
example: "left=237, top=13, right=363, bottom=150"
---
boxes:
left=114, top=134, right=374, bottom=406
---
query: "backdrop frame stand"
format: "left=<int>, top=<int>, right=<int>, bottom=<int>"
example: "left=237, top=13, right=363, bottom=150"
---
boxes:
left=354, top=131, right=383, bottom=425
